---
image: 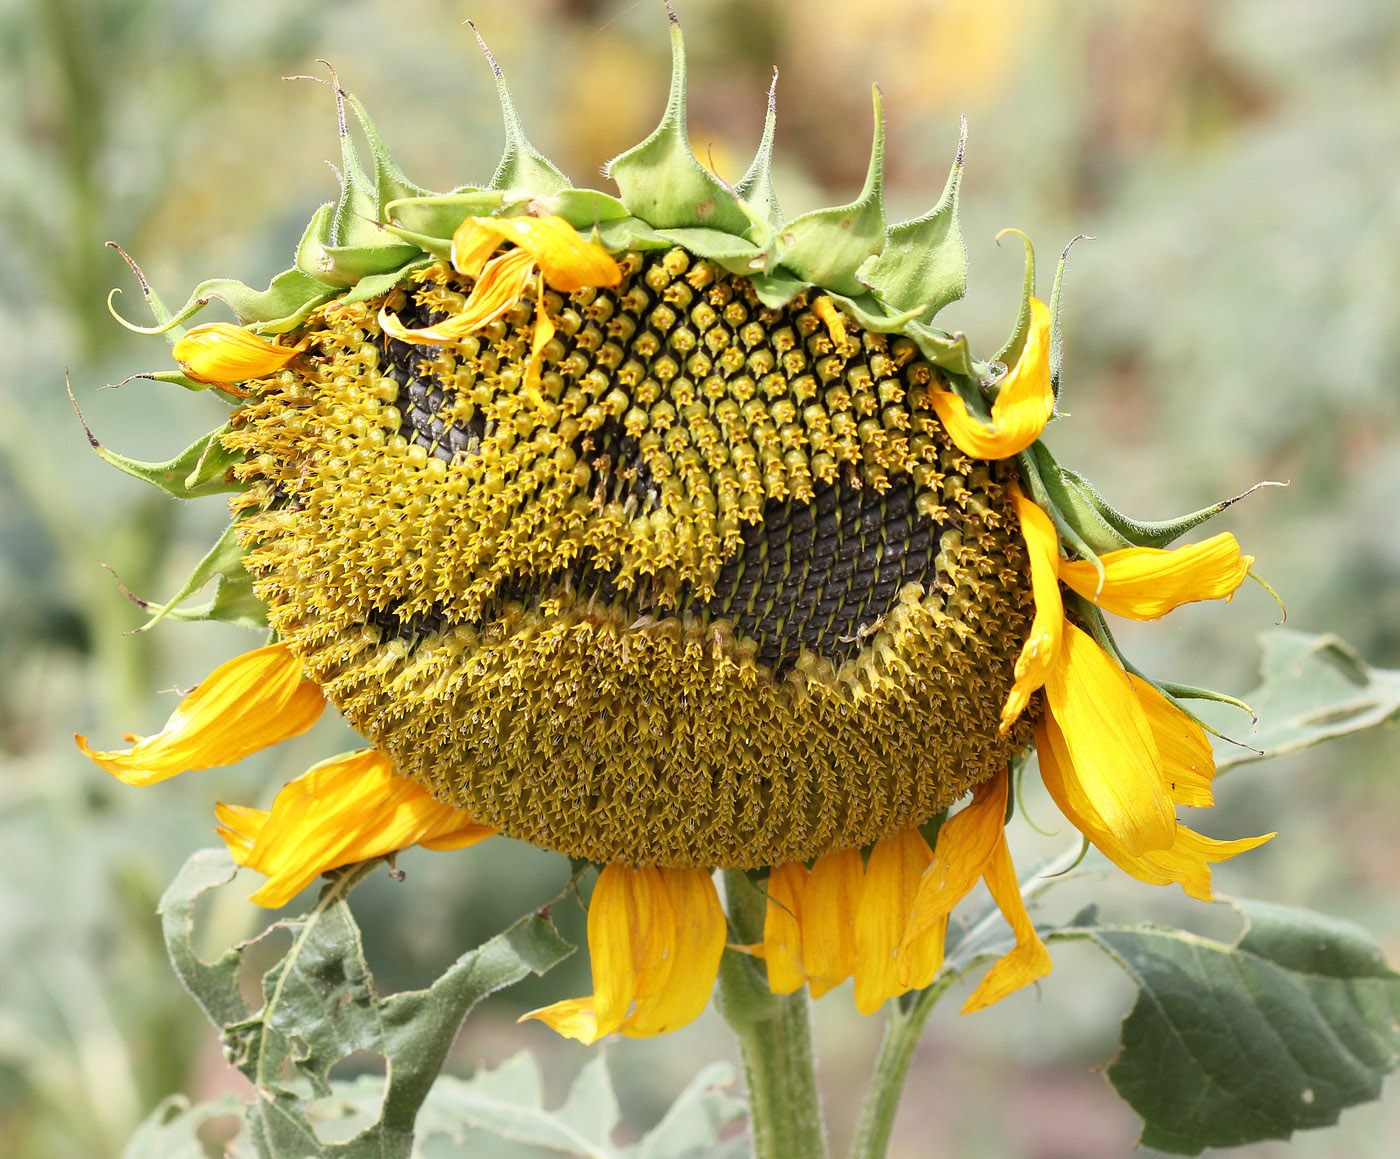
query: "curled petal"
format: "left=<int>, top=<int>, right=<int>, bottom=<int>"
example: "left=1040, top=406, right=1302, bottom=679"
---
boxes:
left=172, top=322, right=304, bottom=385
left=802, top=848, right=862, bottom=998
left=853, top=829, right=934, bottom=1015
left=76, top=644, right=324, bottom=786
left=379, top=248, right=536, bottom=345
left=1044, top=625, right=1176, bottom=855
left=960, top=830, right=1052, bottom=1013
left=928, top=298, right=1053, bottom=460
left=1059, top=533, right=1254, bottom=620
left=1000, top=489, right=1064, bottom=732
left=214, top=748, right=493, bottom=908
left=1133, top=678, right=1214, bottom=808
left=457, top=214, right=622, bottom=291
left=524, top=865, right=724, bottom=1042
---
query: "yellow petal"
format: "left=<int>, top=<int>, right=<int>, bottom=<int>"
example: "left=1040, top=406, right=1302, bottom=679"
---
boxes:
left=172, top=322, right=303, bottom=385
left=378, top=248, right=537, bottom=345
left=450, top=217, right=507, bottom=278
left=853, top=829, right=933, bottom=1015
left=802, top=848, right=862, bottom=998
left=960, top=830, right=1052, bottom=1013
left=1132, top=679, right=1214, bottom=808
left=76, top=644, right=324, bottom=786
left=1000, top=489, right=1064, bottom=732
left=928, top=298, right=1053, bottom=460
left=217, top=748, right=493, bottom=908
left=1044, top=625, right=1176, bottom=855
left=464, top=214, right=622, bottom=292
left=763, top=862, right=808, bottom=996
left=901, top=774, right=1007, bottom=956
left=1058, top=533, right=1253, bottom=620
left=1036, top=717, right=1273, bottom=901
left=517, top=997, right=600, bottom=1043
left=621, top=867, right=725, bottom=1038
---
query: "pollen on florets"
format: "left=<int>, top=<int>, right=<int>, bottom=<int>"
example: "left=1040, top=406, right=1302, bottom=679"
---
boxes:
left=223, top=245, right=1036, bottom=868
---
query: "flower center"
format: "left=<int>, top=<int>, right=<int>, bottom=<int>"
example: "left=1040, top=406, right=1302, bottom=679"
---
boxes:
left=226, top=248, right=1036, bottom=868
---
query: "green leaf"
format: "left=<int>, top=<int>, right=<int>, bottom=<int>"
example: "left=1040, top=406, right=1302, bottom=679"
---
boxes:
left=774, top=87, right=886, bottom=297
left=1214, top=630, right=1400, bottom=772
left=121, top=1093, right=249, bottom=1159
left=628, top=1062, right=746, bottom=1159
left=1068, top=900, right=1400, bottom=1155
left=158, top=848, right=574, bottom=1159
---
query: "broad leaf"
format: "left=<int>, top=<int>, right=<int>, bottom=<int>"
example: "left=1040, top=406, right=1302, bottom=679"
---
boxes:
left=122, top=1094, right=248, bottom=1159
left=1064, top=899, right=1400, bottom=1154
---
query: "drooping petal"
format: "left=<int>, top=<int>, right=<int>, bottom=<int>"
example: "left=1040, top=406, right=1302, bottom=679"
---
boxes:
left=524, top=864, right=724, bottom=1042
left=1132, top=678, right=1214, bottom=808
left=172, top=322, right=303, bottom=385
left=959, top=829, right=1052, bottom=1013
left=378, top=248, right=537, bottom=345
left=213, top=748, right=494, bottom=908
left=450, top=216, right=508, bottom=278
left=1044, top=624, right=1176, bottom=855
left=461, top=214, right=622, bottom=292
left=1035, top=717, right=1273, bottom=901
left=76, top=644, right=324, bottom=786
left=901, top=774, right=1008, bottom=957
left=801, top=848, right=862, bottom=998
left=1058, top=533, right=1253, bottom=620
left=763, top=861, right=809, bottom=996
left=927, top=298, right=1053, bottom=460
left=853, top=829, right=934, bottom=1015
left=621, top=867, right=725, bottom=1038
left=1000, top=490, right=1065, bottom=732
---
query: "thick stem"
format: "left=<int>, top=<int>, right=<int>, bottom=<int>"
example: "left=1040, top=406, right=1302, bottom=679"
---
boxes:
left=716, top=869, right=828, bottom=1159
left=846, top=979, right=954, bottom=1159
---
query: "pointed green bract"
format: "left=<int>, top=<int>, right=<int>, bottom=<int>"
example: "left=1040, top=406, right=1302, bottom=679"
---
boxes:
left=735, top=72, right=783, bottom=241
left=774, top=87, right=887, bottom=297
left=857, top=118, right=967, bottom=318
left=93, top=425, right=243, bottom=501
left=137, top=523, right=266, bottom=631
left=994, top=228, right=1037, bottom=367
left=473, top=25, right=572, bottom=197
left=607, top=16, right=753, bottom=236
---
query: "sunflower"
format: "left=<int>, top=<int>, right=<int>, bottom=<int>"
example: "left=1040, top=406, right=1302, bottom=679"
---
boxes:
left=77, top=24, right=1271, bottom=1042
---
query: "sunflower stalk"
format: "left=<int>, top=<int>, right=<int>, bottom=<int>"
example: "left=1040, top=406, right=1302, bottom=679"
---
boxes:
left=717, top=869, right=829, bottom=1159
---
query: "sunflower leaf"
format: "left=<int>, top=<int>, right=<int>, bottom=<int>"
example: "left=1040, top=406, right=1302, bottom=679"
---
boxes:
left=1212, top=630, right=1400, bottom=771
left=121, top=1093, right=249, bottom=1159
left=156, top=848, right=574, bottom=1159
left=1060, top=899, right=1400, bottom=1155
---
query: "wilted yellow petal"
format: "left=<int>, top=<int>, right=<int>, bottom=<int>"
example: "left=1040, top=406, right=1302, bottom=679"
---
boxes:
left=1036, top=717, right=1274, bottom=901
left=217, top=748, right=494, bottom=908
left=1059, top=533, right=1253, bottom=620
left=1133, top=678, right=1214, bottom=808
left=470, top=214, right=622, bottom=292
left=960, top=831, right=1052, bottom=1013
left=622, top=867, right=725, bottom=1037
left=1044, top=625, right=1176, bottom=855
left=450, top=217, right=507, bottom=278
left=763, top=862, right=808, bottom=996
left=802, top=848, right=862, bottom=998
left=928, top=298, right=1053, bottom=460
left=172, top=322, right=303, bottom=385
left=378, top=248, right=536, bottom=345
left=853, top=829, right=933, bottom=1015
left=518, top=997, right=600, bottom=1044
left=76, top=644, right=324, bottom=786
left=901, top=774, right=1007, bottom=957
left=1000, top=490, right=1064, bottom=732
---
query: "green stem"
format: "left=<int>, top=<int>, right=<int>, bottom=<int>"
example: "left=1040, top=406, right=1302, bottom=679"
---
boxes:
left=847, top=978, right=955, bottom=1159
left=716, top=869, right=828, bottom=1159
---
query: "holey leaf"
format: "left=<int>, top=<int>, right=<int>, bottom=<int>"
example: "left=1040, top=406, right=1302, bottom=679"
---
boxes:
left=158, top=849, right=573, bottom=1159
left=1064, top=899, right=1400, bottom=1155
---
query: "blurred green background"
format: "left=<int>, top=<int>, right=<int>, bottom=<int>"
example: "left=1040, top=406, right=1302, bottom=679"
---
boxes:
left=2, top=1, right=1398, bottom=1156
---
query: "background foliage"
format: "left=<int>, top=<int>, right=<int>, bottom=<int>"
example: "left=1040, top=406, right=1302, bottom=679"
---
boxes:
left=1, top=1, right=1397, bottom=1156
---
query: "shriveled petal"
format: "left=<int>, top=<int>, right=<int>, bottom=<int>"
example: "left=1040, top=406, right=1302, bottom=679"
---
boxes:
left=960, top=830, right=1052, bottom=1013
left=173, top=322, right=302, bottom=385
left=450, top=216, right=508, bottom=278
left=621, top=867, right=725, bottom=1037
left=928, top=298, right=1053, bottom=460
left=1000, top=489, right=1065, bottom=732
left=763, top=862, right=808, bottom=996
left=1044, top=625, right=1176, bottom=855
left=901, top=774, right=1007, bottom=957
left=1133, top=678, right=1214, bottom=808
left=1036, top=717, right=1274, bottom=901
left=378, top=248, right=537, bottom=345
left=76, top=644, right=324, bottom=786
left=461, top=214, right=622, bottom=292
left=853, top=829, right=934, bottom=1015
left=216, top=748, right=494, bottom=908
left=802, top=848, right=862, bottom=998
left=1058, top=533, right=1253, bottom=620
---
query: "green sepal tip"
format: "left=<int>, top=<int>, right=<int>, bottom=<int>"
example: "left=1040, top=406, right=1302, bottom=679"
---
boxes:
left=471, top=22, right=572, bottom=197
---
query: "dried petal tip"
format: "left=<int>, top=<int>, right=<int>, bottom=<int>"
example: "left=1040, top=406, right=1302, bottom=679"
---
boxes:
left=172, top=322, right=303, bottom=386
